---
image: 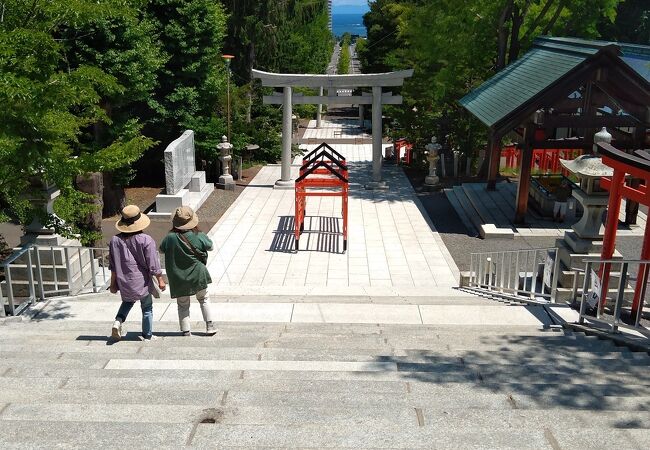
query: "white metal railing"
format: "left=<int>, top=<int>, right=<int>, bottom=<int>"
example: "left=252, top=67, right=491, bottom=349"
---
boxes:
left=1, top=244, right=110, bottom=316
left=578, top=258, right=650, bottom=338
left=468, top=247, right=561, bottom=303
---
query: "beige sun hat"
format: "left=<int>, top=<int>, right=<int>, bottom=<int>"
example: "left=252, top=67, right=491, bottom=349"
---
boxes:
left=115, top=205, right=151, bottom=233
left=173, top=206, right=199, bottom=231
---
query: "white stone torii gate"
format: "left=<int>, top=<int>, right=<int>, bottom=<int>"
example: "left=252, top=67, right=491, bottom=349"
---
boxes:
left=252, top=69, right=414, bottom=189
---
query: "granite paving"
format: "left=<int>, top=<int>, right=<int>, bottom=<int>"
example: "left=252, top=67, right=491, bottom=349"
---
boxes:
left=205, top=131, right=460, bottom=297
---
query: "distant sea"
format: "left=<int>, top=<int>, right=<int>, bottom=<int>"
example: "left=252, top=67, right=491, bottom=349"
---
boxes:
left=332, top=13, right=366, bottom=38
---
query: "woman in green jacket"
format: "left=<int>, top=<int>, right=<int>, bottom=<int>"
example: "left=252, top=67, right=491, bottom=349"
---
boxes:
left=160, top=206, right=216, bottom=336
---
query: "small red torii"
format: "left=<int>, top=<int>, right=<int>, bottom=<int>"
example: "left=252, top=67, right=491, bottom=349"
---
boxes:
left=598, top=142, right=650, bottom=322
left=294, top=143, right=349, bottom=252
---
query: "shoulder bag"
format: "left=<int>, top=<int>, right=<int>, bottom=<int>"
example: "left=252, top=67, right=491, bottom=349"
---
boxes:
left=177, top=232, right=208, bottom=265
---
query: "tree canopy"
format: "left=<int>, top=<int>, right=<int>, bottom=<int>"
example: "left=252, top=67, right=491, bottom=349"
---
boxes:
left=359, top=0, right=626, bottom=165
left=0, top=0, right=155, bottom=239
left=0, top=0, right=333, bottom=243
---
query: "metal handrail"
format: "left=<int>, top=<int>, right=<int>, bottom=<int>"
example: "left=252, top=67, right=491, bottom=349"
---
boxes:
left=1, top=244, right=110, bottom=316
left=578, top=258, right=650, bottom=337
left=468, top=247, right=561, bottom=303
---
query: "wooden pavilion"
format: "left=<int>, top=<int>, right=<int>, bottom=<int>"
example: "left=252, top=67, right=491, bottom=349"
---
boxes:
left=460, top=36, right=650, bottom=224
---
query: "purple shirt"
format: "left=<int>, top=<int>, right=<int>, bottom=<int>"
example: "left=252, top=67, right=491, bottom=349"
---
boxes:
left=109, top=233, right=162, bottom=302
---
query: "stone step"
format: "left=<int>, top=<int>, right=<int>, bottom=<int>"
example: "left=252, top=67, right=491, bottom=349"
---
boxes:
left=3, top=364, right=647, bottom=386
left=1, top=384, right=649, bottom=412
left=5, top=373, right=650, bottom=398
left=1, top=341, right=643, bottom=364
left=2, top=352, right=648, bottom=382
left=555, top=286, right=636, bottom=303
left=0, top=420, right=191, bottom=448
left=450, top=186, right=483, bottom=234
left=0, top=418, right=644, bottom=449
left=3, top=402, right=650, bottom=431
left=189, top=422, right=644, bottom=449
left=0, top=334, right=625, bottom=353
left=0, top=319, right=562, bottom=336
left=444, top=188, right=479, bottom=236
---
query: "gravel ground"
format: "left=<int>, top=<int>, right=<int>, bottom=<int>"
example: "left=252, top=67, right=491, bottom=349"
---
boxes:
left=99, top=187, right=241, bottom=248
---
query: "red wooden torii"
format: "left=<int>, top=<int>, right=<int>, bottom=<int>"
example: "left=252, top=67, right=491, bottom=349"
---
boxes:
left=294, top=143, right=349, bottom=252
left=597, top=142, right=650, bottom=321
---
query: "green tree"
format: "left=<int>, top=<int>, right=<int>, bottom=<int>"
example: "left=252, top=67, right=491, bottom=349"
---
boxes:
left=361, top=0, right=622, bottom=166
left=599, top=0, right=650, bottom=44
left=218, top=1, right=333, bottom=164
left=0, top=0, right=154, bottom=241
left=142, top=0, right=228, bottom=165
left=338, top=33, right=351, bottom=74
left=59, top=0, right=167, bottom=214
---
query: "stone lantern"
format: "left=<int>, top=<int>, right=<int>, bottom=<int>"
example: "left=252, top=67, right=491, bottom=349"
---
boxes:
left=217, top=135, right=235, bottom=190
left=424, top=137, right=442, bottom=189
left=21, top=178, right=81, bottom=246
left=559, top=155, right=613, bottom=251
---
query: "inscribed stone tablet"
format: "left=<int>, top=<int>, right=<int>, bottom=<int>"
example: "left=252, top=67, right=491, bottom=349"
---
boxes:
left=164, top=130, right=196, bottom=194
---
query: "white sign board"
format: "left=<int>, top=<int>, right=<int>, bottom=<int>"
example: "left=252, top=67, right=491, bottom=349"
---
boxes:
left=543, top=254, right=553, bottom=289
left=586, top=269, right=601, bottom=309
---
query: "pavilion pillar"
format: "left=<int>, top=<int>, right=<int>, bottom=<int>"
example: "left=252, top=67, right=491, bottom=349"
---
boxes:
left=486, top=133, right=501, bottom=191
left=514, top=125, right=533, bottom=224
left=365, top=86, right=386, bottom=189
left=275, top=86, right=294, bottom=188
left=316, top=86, right=323, bottom=128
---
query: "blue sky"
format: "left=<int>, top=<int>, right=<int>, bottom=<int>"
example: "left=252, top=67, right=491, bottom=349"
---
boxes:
left=332, top=0, right=370, bottom=14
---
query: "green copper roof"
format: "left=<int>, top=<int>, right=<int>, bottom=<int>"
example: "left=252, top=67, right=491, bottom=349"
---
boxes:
left=459, top=36, right=650, bottom=131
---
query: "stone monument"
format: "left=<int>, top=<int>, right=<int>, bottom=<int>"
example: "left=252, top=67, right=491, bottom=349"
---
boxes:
left=152, top=130, right=214, bottom=217
left=217, top=135, right=235, bottom=191
left=424, top=137, right=442, bottom=190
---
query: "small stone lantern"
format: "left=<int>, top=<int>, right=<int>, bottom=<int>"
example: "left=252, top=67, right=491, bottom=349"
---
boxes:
left=424, top=137, right=442, bottom=189
left=217, top=135, right=235, bottom=189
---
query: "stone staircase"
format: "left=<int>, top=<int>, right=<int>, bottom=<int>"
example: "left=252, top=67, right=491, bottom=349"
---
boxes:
left=1, top=293, right=649, bottom=448
left=445, top=184, right=518, bottom=238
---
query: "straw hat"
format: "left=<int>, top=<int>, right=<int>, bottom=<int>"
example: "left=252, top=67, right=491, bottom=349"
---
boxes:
left=115, top=205, right=150, bottom=233
left=173, top=206, right=199, bottom=231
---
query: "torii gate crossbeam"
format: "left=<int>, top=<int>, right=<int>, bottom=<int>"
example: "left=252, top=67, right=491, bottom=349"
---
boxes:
left=253, top=69, right=414, bottom=189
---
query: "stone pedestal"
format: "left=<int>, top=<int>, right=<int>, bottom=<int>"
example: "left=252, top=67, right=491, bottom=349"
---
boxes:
left=571, top=188, right=608, bottom=240
left=152, top=130, right=215, bottom=217
left=275, top=179, right=295, bottom=190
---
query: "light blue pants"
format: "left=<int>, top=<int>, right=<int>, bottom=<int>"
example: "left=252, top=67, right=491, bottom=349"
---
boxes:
left=115, top=294, right=153, bottom=338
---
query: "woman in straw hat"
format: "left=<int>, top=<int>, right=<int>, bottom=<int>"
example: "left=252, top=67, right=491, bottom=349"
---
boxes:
left=159, top=206, right=216, bottom=336
left=108, top=205, right=166, bottom=341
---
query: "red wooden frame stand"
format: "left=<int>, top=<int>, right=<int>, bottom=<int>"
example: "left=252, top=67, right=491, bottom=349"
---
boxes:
left=294, top=143, right=349, bottom=252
